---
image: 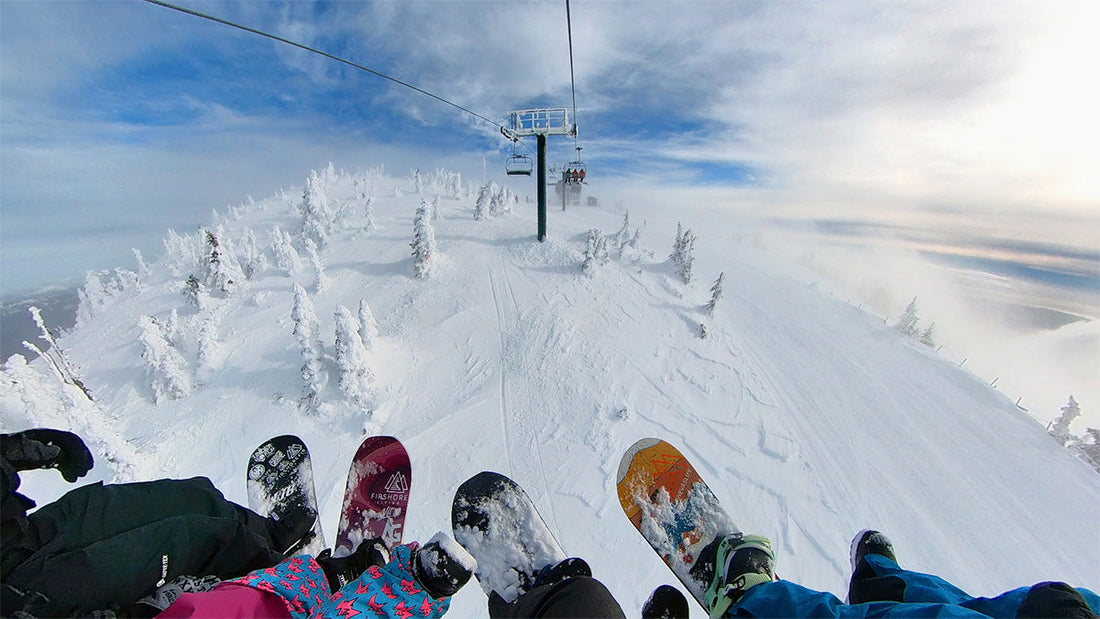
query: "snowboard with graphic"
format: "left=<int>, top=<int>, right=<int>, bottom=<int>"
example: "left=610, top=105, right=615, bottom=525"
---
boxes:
left=617, top=437, right=741, bottom=609
left=332, top=435, right=412, bottom=558
left=247, top=434, right=326, bottom=556
left=451, top=471, right=567, bottom=604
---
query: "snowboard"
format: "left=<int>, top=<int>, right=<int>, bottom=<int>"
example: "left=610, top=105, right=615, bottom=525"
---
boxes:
left=247, top=435, right=326, bottom=556
left=332, top=435, right=412, bottom=558
left=451, top=471, right=567, bottom=604
left=617, top=438, right=741, bottom=609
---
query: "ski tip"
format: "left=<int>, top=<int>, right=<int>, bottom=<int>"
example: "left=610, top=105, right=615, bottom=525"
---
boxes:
left=616, top=437, right=664, bottom=483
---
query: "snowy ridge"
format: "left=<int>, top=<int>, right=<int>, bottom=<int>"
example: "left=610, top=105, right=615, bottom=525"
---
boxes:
left=2, top=164, right=1097, bottom=616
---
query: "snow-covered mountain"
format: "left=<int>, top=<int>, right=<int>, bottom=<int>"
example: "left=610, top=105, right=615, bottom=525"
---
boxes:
left=2, top=164, right=1097, bottom=617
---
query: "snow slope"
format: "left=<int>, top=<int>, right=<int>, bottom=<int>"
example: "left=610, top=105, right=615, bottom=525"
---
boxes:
left=3, top=165, right=1097, bottom=616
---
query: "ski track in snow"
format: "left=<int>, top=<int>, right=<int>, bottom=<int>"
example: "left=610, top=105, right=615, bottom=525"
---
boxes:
left=4, top=168, right=1098, bottom=618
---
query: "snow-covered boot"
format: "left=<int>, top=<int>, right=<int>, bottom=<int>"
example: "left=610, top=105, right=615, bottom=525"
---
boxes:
left=642, top=584, right=690, bottom=619
left=412, top=533, right=476, bottom=599
left=705, top=533, right=776, bottom=617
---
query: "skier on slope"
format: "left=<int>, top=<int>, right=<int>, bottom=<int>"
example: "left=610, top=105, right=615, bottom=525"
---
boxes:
left=0, top=428, right=315, bottom=617
left=695, top=529, right=1100, bottom=618
left=160, top=533, right=475, bottom=619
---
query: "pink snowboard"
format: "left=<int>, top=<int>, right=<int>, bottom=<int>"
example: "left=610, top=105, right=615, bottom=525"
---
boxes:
left=333, top=436, right=411, bottom=558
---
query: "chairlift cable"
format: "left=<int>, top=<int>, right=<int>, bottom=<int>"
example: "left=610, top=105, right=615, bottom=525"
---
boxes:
left=141, top=0, right=506, bottom=131
left=565, top=0, right=579, bottom=152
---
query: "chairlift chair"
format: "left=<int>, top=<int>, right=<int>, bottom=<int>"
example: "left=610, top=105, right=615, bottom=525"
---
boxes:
left=506, top=154, right=533, bottom=176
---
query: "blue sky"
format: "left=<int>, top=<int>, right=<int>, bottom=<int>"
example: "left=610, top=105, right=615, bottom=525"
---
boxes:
left=2, top=0, right=1098, bottom=297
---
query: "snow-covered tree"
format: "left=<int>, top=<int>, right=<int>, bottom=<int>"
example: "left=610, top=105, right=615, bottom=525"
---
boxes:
left=334, top=305, right=374, bottom=410
left=670, top=223, right=697, bottom=284
left=705, top=272, right=725, bottom=317
left=201, top=228, right=242, bottom=296
left=412, top=168, right=423, bottom=196
left=240, top=228, right=268, bottom=280
left=138, top=315, right=191, bottom=403
left=183, top=275, right=206, bottom=309
left=301, top=170, right=333, bottom=247
left=1073, top=427, right=1100, bottom=473
left=272, top=225, right=301, bottom=275
left=581, top=229, right=609, bottom=276
left=1049, top=396, right=1081, bottom=446
left=358, top=299, right=379, bottom=351
left=411, top=200, right=437, bottom=279
left=919, top=323, right=937, bottom=348
left=474, top=184, right=492, bottom=221
left=305, top=239, right=329, bottom=294
left=895, top=297, right=920, bottom=338
left=292, top=284, right=326, bottom=412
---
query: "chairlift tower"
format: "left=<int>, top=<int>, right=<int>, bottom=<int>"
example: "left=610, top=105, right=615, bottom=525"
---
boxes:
left=501, top=108, right=576, bottom=242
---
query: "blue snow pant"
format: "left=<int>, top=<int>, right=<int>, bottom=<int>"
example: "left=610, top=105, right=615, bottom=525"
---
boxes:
left=731, top=555, right=1100, bottom=618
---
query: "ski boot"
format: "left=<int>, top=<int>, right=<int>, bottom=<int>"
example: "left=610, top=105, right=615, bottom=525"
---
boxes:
left=705, top=533, right=776, bottom=616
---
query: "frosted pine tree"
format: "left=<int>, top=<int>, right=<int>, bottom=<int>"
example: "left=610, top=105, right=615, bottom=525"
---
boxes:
left=705, top=272, right=725, bottom=317
left=919, top=323, right=937, bottom=348
left=358, top=299, right=379, bottom=351
left=272, top=225, right=301, bottom=275
left=670, top=223, right=697, bottom=284
left=411, top=200, right=437, bottom=279
left=581, top=229, right=606, bottom=276
left=895, top=298, right=920, bottom=338
left=1049, top=396, right=1081, bottom=446
left=301, top=170, right=333, bottom=248
left=201, top=228, right=242, bottom=295
left=305, top=239, right=329, bottom=294
left=138, top=316, right=191, bottom=403
left=412, top=168, right=423, bottom=196
left=474, top=184, right=491, bottom=220
left=292, top=284, right=326, bottom=412
left=334, top=305, right=374, bottom=410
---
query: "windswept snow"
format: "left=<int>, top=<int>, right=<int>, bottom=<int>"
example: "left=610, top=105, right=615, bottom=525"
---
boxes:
left=3, top=165, right=1097, bottom=616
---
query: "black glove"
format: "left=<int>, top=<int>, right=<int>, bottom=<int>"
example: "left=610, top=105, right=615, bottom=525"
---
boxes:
left=2, top=429, right=93, bottom=482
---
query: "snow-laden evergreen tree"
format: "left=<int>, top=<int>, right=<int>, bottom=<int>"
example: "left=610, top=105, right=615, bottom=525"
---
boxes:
left=163, top=228, right=198, bottom=277
left=292, top=284, right=326, bottom=412
left=133, top=248, right=151, bottom=280
left=614, top=211, right=632, bottom=255
left=272, top=224, right=301, bottom=275
left=474, top=183, right=492, bottom=220
left=301, top=170, right=333, bottom=248
left=183, top=275, right=205, bottom=309
left=1073, top=427, right=1100, bottom=473
left=412, top=168, right=423, bottom=196
left=201, top=228, right=242, bottom=296
left=895, top=297, right=920, bottom=338
left=2, top=354, right=73, bottom=429
left=705, top=272, right=725, bottom=317
left=411, top=200, right=437, bottom=279
left=356, top=178, right=377, bottom=232
left=669, top=223, right=697, bottom=284
left=1049, top=395, right=1081, bottom=446
left=76, top=270, right=112, bottom=325
left=138, top=315, right=191, bottom=403
left=581, top=230, right=610, bottom=276
left=240, top=228, right=268, bottom=280
left=334, top=305, right=374, bottom=410
left=919, top=323, right=937, bottom=348
left=305, top=239, right=329, bottom=294
left=358, top=299, right=379, bottom=351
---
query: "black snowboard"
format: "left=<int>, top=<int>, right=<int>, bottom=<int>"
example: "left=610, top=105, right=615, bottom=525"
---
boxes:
left=451, top=471, right=567, bottom=604
left=246, top=435, right=325, bottom=555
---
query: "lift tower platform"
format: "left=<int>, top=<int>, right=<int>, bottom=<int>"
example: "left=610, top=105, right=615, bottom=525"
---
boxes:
left=501, top=108, right=576, bottom=242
